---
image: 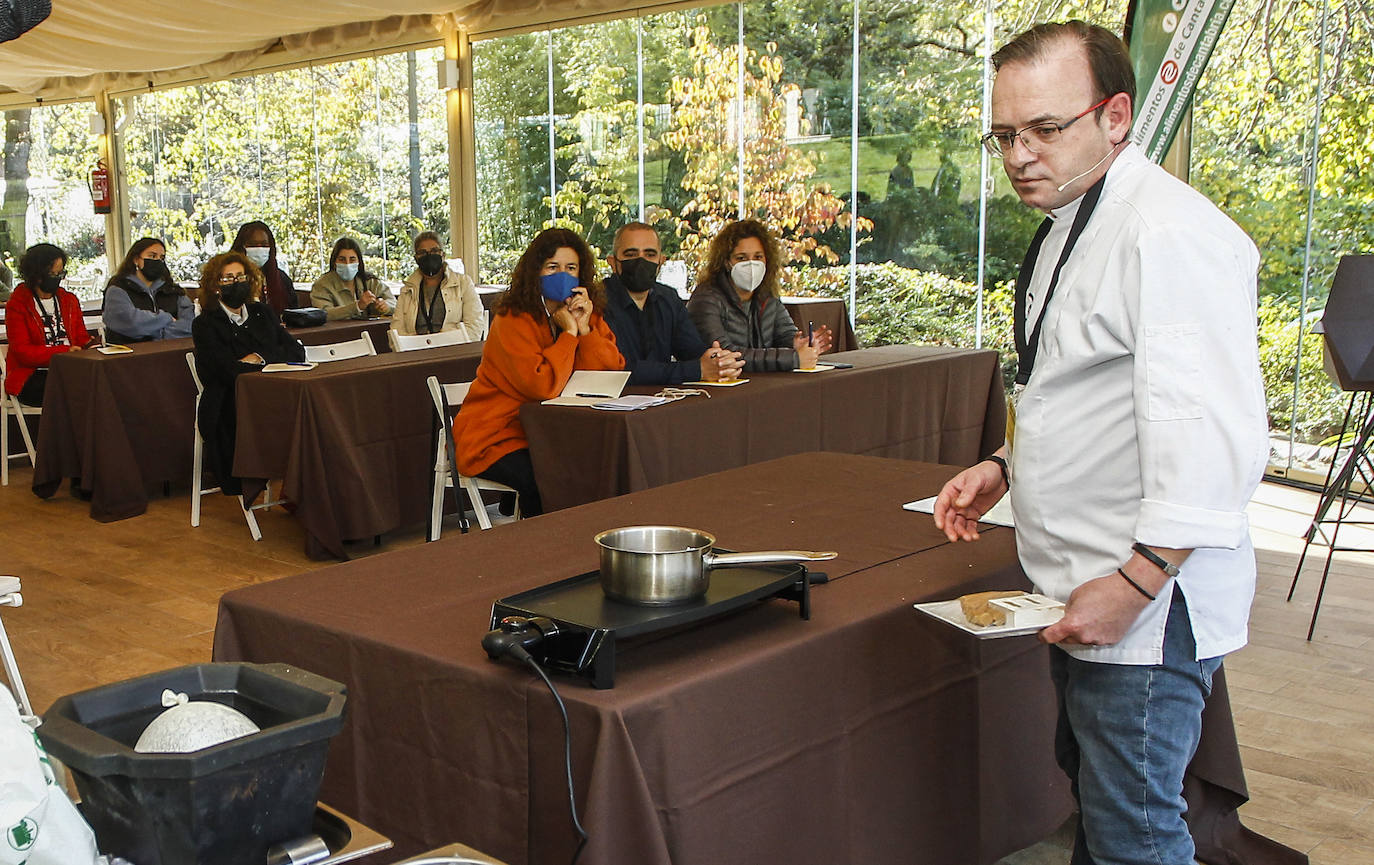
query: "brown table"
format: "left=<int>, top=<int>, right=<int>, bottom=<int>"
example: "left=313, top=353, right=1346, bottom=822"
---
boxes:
left=782, top=295, right=859, bottom=352
left=519, top=344, right=1006, bottom=512
left=231, top=341, right=485, bottom=559
left=213, top=452, right=1301, bottom=865
left=214, top=453, right=1071, bottom=864
left=32, top=319, right=395, bottom=521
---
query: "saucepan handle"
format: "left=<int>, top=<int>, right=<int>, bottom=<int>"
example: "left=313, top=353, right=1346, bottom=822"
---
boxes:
left=703, top=550, right=838, bottom=568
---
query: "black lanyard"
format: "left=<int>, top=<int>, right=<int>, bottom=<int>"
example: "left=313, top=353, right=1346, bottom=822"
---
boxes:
left=417, top=279, right=443, bottom=333
left=1013, top=174, right=1107, bottom=386
left=33, top=292, right=66, bottom=346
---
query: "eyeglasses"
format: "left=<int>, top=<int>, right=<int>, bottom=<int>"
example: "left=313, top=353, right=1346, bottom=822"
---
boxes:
left=980, top=96, right=1112, bottom=158
left=218, top=275, right=250, bottom=286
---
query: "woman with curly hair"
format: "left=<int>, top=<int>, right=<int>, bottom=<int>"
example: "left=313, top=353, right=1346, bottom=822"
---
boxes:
left=687, top=219, right=831, bottom=372
left=453, top=228, right=624, bottom=517
left=191, top=251, right=304, bottom=495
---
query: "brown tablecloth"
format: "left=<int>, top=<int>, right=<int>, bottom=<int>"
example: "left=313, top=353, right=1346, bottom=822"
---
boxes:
left=782, top=295, right=859, bottom=352
left=215, top=453, right=1069, bottom=864
left=31, top=319, right=395, bottom=521
left=519, top=344, right=1006, bottom=512
left=231, top=342, right=485, bottom=559
left=213, top=452, right=1304, bottom=865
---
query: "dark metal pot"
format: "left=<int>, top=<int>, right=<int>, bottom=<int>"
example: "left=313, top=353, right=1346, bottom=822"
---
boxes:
left=594, top=525, right=837, bottom=606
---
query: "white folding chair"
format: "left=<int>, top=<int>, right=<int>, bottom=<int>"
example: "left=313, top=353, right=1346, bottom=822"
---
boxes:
left=388, top=329, right=468, bottom=352
left=0, top=576, right=32, bottom=717
left=304, top=331, right=376, bottom=363
left=185, top=353, right=278, bottom=540
left=425, top=375, right=518, bottom=538
left=0, top=344, right=40, bottom=486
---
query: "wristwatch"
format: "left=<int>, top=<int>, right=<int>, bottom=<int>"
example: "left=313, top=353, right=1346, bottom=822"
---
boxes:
left=1131, top=542, right=1180, bottom=578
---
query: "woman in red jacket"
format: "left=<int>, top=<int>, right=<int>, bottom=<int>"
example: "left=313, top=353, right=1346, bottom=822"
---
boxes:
left=453, top=228, right=623, bottom=517
left=4, top=243, right=91, bottom=407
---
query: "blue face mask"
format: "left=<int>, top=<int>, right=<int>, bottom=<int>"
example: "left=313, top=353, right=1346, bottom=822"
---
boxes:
left=336, top=262, right=359, bottom=281
left=540, top=271, right=579, bottom=303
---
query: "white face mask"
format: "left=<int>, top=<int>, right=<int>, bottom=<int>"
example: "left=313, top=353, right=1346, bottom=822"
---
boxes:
left=244, top=246, right=271, bottom=268
left=336, top=262, right=359, bottom=281
left=730, top=260, right=765, bottom=293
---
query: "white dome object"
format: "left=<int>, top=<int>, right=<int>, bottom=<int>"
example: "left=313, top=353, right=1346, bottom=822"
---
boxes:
left=134, top=700, right=260, bottom=753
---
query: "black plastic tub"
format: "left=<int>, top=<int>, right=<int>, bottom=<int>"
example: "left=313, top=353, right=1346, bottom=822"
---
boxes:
left=37, top=663, right=346, bottom=865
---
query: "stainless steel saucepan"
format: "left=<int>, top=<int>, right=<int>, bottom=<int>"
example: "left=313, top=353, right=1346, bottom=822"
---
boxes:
left=594, top=525, right=837, bottom=606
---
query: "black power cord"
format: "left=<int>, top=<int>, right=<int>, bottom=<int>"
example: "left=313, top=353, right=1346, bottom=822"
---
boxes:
left=511, top=645, right=589, bottom=865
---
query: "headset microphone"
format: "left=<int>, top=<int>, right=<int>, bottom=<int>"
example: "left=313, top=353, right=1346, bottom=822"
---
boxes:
left=1055, top=139, right=1125, bottom=193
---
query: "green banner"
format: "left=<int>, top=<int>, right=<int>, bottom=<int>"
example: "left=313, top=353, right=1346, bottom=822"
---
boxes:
left=1127, top=0, right=1236, bottom=162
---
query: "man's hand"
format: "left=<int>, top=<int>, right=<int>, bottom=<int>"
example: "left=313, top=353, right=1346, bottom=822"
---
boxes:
left=1039, top=573, right=1152, bottom=647
left=699, top=341, right=744, bottom=381
left=932, top=459, right=1007, bottom=542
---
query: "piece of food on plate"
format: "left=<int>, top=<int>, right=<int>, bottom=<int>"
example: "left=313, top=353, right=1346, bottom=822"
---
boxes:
left=958, top=590, right=1026, bottom=627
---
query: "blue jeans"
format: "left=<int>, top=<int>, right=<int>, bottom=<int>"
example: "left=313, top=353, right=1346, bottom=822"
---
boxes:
left=1050, top=586, right=1221, bottom=865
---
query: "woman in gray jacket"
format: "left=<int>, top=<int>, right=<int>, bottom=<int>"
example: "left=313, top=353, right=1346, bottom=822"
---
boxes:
left=687, top=220, right=830, bottom=372
left=310, top=237, right=394, bottom=320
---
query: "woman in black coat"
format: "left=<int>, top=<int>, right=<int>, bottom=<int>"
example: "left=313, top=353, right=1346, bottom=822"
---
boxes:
left=191, top=251, right=304, bottom=495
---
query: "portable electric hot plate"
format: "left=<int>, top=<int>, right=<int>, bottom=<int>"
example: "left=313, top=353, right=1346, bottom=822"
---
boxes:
left=483, top=563, right=816, bottom=688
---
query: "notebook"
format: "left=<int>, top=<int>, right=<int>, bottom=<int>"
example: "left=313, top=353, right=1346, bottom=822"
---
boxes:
left=541, top=370, right=633, bottom=406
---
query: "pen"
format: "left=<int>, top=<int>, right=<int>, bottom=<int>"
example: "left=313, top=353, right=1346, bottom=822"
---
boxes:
left=807, top=320, right=814, bottom=346
left=576, top=393, right=613, bottom=398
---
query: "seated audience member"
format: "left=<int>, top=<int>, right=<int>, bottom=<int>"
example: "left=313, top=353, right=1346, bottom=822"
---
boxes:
left=687, top=219, right=832, bottom=372
left=102, top=237, right=195, bottom=344
left=452, top=228, right=624, bottom=517
left=311, top=237, right=394, bottom=321
left=191, top=252, right=305, bottom=496
left=602, top=222, right=742, bottom=385
left=4, top=243, right=90, bottom=407
left=392, top=231, right=483, bottom=340
left=230, top=220, right=299, bottom=314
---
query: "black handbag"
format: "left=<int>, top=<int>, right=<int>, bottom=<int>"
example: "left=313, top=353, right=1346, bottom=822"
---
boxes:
left=282, top=307, right=328, bottom=328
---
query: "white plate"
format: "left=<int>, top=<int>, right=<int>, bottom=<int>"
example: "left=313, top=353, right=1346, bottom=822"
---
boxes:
left=913, top=595, right=1063, bottom=639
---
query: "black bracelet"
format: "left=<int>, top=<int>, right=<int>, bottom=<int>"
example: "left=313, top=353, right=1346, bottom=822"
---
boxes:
left=1117, top=567, right=1157, bottom=601
left=982, top=454, right=1010, bottom=490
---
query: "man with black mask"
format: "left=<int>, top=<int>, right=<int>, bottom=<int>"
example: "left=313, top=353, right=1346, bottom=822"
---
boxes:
left=603, top=222, right=742, bottom=385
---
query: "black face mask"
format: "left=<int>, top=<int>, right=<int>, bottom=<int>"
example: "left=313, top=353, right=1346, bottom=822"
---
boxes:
left=40, top=274, right=62, bottom=295
left=140, top=258, right=168, bottom=283
left=618, top=256, right=660, bottom=293
left=417, top=253, right=444, bottom=277
left=220, top=279, right=252, bottom=308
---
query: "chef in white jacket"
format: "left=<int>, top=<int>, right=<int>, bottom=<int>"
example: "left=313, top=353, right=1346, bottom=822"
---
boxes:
left=934, top=21, right=1267, bottom=865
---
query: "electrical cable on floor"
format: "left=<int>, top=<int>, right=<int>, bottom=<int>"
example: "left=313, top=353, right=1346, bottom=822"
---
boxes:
left=518, top=649, right=589, bottom=865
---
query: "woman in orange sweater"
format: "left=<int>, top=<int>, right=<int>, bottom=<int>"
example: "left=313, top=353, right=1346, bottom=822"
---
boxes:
left=453, top=228, right=623, bottom=516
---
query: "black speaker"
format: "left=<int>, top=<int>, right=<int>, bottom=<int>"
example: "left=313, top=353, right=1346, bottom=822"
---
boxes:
left=0, top=0, right=49, bottom=44
left=1322, top=255, right=1374, bottom=392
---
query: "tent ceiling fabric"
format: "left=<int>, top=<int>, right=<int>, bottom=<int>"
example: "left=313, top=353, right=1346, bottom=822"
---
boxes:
left=0, top=0, right=636, bottom=103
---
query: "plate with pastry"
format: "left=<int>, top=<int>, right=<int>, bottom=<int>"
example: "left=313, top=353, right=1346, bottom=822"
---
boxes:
left=914, top=590, right=1064, bottom=638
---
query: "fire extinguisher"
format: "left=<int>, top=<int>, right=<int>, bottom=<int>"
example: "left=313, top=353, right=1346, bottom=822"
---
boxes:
left=90, top=160, right=111, bottom=215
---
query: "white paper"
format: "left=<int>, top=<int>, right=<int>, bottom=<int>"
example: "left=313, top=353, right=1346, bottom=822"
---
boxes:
left=902, top=493, right=1015, bottom=528
left=592, top=395, right=671, bottom=411
left=95, top=345, right=132, bottom=355
left=261, top=362, right=317, bottom=373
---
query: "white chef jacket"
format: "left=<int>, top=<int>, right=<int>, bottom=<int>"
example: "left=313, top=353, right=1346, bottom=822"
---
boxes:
left=1009, top=144, right=1268, bottom=665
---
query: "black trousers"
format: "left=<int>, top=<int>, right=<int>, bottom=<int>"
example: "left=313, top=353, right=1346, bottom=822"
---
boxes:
left=16, top=368, right=46, bottom=407
left=477, top=448, right=544, bottom=517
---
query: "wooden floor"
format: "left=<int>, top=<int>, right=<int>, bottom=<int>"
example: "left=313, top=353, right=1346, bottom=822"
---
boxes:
left=1, top=463, right=1371, bottom=864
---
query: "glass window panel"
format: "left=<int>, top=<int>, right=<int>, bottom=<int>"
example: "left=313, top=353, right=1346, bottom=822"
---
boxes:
left=474, top=32, right=553, bottom=283
left=1192, top=0, right=1370, bottom=478
left=0, top=104, right=104, bottom=299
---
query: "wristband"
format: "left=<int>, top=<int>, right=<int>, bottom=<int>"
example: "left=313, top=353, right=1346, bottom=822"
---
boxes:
left=1131, top=542, right=1180, bottom=578
left=1117, top=567, right=1157, bottom=601
left=982, top=454, right=1010, bottom=490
